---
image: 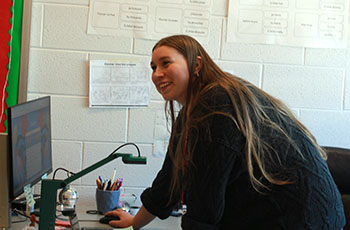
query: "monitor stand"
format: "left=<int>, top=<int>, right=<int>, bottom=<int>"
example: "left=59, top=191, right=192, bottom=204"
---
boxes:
left=11, top=194, right=41, bottom=214
left=0, top=133, right=11, bottom=229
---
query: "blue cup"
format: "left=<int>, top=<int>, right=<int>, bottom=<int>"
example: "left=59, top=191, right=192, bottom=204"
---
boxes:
left=95, top=188, right=120, bottom=214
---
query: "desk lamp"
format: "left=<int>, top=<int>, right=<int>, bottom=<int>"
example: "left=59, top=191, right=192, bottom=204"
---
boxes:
left=38, top=151, right=146, bottom=230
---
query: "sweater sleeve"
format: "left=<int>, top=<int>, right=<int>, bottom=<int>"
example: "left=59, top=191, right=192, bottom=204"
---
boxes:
left=141, top=110, right=185, bottom=219
left=140, top=150, right=180, bottom=219
left=181, top=138, right=241, bottom=229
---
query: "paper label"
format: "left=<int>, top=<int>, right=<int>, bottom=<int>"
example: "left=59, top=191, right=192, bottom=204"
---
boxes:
left=23, top=184, right=36, bottom=207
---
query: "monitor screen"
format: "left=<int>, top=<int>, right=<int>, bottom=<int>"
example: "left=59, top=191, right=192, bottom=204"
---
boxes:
left=7, top=96, right=52, bottom=200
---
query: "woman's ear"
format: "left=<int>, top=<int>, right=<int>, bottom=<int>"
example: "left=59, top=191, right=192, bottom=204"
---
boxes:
left=194, top=56, right=202, bottom=75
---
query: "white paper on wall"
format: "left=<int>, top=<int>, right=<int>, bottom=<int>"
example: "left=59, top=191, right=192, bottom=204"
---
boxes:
left=153, top=110, right=170, bottom=157
left=89, top=60, right=151, bottom=108
left=87, top=0, right=212, bottom=43
left=227, top=0, right=349, bottom=48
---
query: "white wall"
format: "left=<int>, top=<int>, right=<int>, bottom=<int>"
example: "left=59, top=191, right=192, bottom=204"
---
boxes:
left=28, top=0, right=350, bottom=206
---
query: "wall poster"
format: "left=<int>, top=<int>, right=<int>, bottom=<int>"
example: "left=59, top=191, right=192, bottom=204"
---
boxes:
left=227, top=0, right=349, bottom=48
left=89, top=59, right=151, bottom=108
left=87, top=0, right=212, bottom=43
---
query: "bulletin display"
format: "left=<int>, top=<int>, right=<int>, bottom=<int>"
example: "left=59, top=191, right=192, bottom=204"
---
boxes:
left=227, top=0, right=349, bottom=48
left=87, top=0, right=212, bottom=44
left=0, top=0, right=23, bottom=133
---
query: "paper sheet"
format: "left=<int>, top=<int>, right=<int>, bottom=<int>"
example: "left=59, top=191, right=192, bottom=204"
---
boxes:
left=87, top=0, right=212, bottom=43
left=89, top=60, right=151, bottom=108
left=227, top=0, right=349, bottom=48
left=154, top=110, right=170, bottom=157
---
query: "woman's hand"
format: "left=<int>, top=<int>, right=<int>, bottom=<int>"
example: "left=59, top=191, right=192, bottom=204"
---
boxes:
left=105, top=205, right=155, bottom=229
left=104, top=209, right=134, bottom=228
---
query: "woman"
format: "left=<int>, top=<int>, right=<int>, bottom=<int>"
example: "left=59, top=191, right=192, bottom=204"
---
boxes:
left=106, top=35, right=345, bottom=229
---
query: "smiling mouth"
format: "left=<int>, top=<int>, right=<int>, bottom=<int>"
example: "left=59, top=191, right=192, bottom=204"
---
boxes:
left=159, top=82, right=171, bottom=90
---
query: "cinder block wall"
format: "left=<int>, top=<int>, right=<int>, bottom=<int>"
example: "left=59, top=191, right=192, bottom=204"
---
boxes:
left=28, top=0, right=350, bottom=206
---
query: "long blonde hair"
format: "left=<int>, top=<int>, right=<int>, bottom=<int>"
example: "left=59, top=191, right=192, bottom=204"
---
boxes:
left=152, top=35, right=326, bottom=199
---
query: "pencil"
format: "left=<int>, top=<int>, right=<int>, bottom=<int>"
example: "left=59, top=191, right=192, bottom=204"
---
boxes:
left=110, top=179, right=118, bottom=191
left=96, top=179, right=101, bottom=189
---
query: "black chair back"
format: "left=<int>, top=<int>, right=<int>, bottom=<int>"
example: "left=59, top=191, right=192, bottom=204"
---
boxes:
left=324, top=146, right=350, bottom=230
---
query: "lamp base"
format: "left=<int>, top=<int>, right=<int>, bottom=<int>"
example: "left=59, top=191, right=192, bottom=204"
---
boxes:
left=62, top=209, right=75, bottom=217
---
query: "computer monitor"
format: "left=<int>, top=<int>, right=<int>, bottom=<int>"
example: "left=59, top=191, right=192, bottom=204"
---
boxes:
left=7, top=96, right=53, bottom=200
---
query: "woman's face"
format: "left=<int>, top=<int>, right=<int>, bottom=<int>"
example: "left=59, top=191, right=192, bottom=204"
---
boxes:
left=151, top=45, right=190, bottom=105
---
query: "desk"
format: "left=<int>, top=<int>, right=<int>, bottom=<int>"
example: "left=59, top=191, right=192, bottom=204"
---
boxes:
left=10, top=205, right=181, bottom=230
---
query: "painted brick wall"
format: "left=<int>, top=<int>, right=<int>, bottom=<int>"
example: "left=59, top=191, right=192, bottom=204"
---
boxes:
left=29, top=0, right=350, bottom=206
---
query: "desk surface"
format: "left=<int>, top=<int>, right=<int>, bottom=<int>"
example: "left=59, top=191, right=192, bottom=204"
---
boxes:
left=10, top=205, right=182, bottom=230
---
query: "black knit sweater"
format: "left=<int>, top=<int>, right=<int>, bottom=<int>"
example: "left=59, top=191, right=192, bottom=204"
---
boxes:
left=141, top=85, right=345, bottom=229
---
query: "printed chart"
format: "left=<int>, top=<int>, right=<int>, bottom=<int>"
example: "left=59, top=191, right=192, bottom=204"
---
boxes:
left=227, top=0, right=349, bottom=48
left=87, top=0, right=212, bottom=43
left=89, top=60, right=151, bottom=108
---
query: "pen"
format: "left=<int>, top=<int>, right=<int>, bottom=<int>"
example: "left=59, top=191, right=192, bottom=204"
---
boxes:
left=111, top=168, right=117, bottom=187
left=106, top=180, right=111, bottom=190
left=102, top=180, right=107, bottom=190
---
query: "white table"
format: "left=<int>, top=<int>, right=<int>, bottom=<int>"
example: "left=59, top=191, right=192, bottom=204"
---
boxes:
left=9, top=204, right=182, bottom=230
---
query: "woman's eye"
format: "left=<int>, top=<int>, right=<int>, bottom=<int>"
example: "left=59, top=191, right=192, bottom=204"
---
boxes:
left=162, top=61, right=170, bottom=66
left=151, top=65, right=156, bottom=72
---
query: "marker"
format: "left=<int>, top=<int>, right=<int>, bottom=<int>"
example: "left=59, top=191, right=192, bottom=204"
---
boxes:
left=116, top=178, right=123, bottom=190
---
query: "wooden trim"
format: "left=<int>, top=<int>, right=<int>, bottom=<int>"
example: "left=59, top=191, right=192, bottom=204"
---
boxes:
left=18, top=0, right=32, bottom=104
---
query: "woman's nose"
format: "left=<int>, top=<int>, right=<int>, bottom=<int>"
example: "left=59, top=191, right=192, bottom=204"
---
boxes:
left=153, top=68, right=164, bottom=78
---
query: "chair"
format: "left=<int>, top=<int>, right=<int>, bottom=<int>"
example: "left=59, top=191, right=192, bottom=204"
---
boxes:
left=324, top=147, right=350, bottom=230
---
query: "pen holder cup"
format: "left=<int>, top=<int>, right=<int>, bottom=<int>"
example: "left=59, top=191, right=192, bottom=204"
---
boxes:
left=95, top=188, right=121, bottom=214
